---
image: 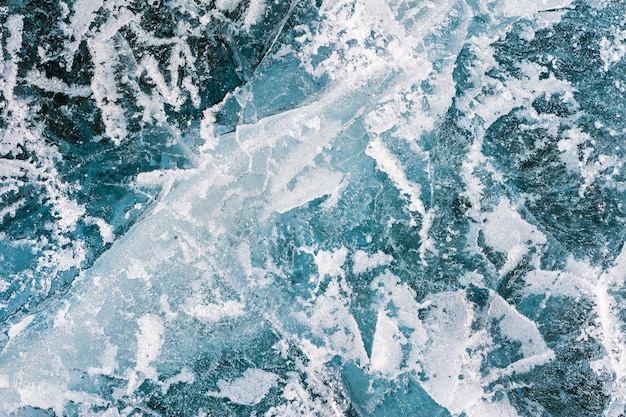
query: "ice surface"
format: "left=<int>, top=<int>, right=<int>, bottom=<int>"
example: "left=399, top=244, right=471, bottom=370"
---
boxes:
left=1, top=0, right=626, bottom=416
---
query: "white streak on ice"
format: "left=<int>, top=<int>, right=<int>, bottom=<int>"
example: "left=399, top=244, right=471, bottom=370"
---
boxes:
left=182, top=282, right=246, bottom=322
left=366, top=137, right=425, bottom=215
left=596, top=244, right=626, bottom=417
left=7, top=315, right=34, bottom=340
left=25, top=70, right=92, bottom=97
left=2, top=15, right=23, bottom=105
left=88, top=36, right=128, bottom=145
left=62, top=0, right=104, bottom=68
left=366, top=137, right=435, bottom=263
left=141, top=54, right=184, bottom=110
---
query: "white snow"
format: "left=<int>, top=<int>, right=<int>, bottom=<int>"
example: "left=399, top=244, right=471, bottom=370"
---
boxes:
left=243, top=0, right=266, bottom=31
left=3, top=15, right=23, bottom=104
left=215, top=0, right=241, bottom=12
left=297, top=277, right=369, bottom=366
left=370, top=309, right=406, bottom=377
left=366, top=137, right=436, bottom=262
left=135, top=314, right=164, bottom=380
left=595, top=244, right=626, bottom=416
left=208, top=368, right=278, bottom=405
left=141, top=54, right=184, bottom=110
left=25, top=70, right=92, bottom=97
left=369, top=273, right=429, bottom=379
left=183, top=299, right=246, bottom=322
left=417, top=289, right=552, bottom=417
left=87, top=37, right=127, bottom=145
left=85, top=216, right=115, bottom=244
left=182, top=283, right=246, bottom=322
left=87, top=342, right=119, bottom=377
left=314, top=247, right=348, bottom=277
left=482, top=199, right=546, bottom=274
left=366, top=137, right=426, bottom=215
left=352, top=250, right=393, bottom=274
left=62, top=0, right=104, bottom=68
left=8, top=315, right=34, bottom=339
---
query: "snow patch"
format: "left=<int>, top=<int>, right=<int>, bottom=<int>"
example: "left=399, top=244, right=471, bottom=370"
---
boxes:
left=482, top=199, right=546, bottom=273
left=352, top=250, right=393, bottom=274
left=208, top=368, right=278, bottom=405
left=135, top=314, right=164, bottom=380
left=370, top=309, right=406, bottom=377
left=215, top=0, right=241, bottom=12
left=314, top=247, right=348, bottom=277
left=8, top=315, right=34, bottom=339
left=243, top=0, right=266, bottom=31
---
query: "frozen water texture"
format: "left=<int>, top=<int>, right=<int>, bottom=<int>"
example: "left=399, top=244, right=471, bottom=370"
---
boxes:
left=1, top=0, right=626, bottom=416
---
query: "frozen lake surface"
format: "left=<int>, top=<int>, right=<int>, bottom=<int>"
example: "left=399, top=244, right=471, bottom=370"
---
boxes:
left=1, top=0, right=626, bottom=415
